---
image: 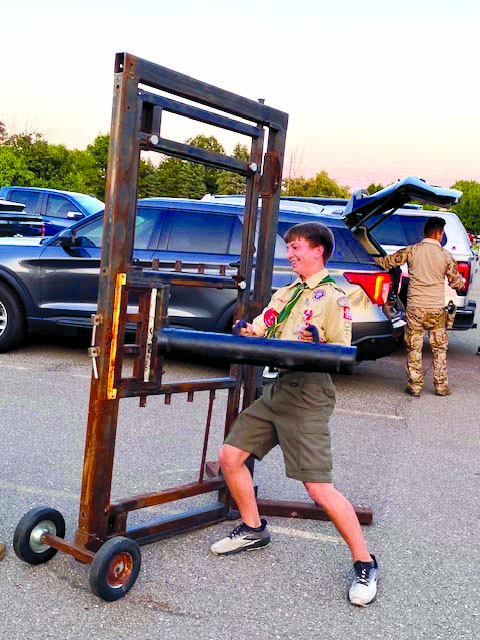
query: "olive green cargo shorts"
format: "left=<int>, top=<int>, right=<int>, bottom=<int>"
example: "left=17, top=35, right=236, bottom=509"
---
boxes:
left=225, top=371, right=336, bottom=483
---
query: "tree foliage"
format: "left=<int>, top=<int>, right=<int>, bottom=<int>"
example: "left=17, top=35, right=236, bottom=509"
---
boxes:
left=283, top=170, right=350, bottom=198
left=2, top=122, right=479, bottom=234
left=451, top=180, right=480, bottom=233
left=365, top=183, right=384, bottom=194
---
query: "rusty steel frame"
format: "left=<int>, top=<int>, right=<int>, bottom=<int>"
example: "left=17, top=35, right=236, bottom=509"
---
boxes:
left=38, top=52, right=371, bottom=569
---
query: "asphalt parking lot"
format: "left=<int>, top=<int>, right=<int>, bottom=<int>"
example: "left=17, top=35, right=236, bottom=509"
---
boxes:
left=0, top=273, right=479, bottom=640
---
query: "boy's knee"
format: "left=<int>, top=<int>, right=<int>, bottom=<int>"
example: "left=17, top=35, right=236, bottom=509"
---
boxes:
left=219, top=444, right=245, bottom=471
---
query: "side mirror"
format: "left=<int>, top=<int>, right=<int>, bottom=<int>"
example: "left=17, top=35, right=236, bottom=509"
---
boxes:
left=57, top=230, right=74, bottom=247
left=66, top=211, right=83, bottom=220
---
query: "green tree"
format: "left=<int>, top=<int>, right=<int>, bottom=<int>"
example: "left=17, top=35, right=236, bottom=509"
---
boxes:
left=451, top=180, right=480, bottom=233
left=284, top=170, right=350, bottom=198
left=3, top=131, right=86, bottom=191
left=187, top=135, right=226, bottom=194
left=0, top=145, right=35, bottom=185
left=216, top=143, right=249, bottom=194
left=365, top=183, right=384, bottom=194
left=147, top=156, right=206, bottom=198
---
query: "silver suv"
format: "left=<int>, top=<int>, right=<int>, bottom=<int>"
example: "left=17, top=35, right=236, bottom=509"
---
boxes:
left=365, top=208, right=477, bottom=330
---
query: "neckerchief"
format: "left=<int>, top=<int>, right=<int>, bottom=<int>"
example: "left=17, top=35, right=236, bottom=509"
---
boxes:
left=265, top=274, right=336, bottom=338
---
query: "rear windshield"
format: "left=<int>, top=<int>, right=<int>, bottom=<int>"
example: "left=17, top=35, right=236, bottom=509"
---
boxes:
left=368, top=214, right=447, bottom=247
left=277, top=222, right=374, bottom=264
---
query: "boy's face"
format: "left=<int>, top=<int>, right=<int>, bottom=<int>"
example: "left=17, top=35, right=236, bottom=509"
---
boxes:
left=286, top=236, right=325, bottom=279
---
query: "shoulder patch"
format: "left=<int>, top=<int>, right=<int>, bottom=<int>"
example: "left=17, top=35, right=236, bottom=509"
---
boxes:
left=336, top=296, right=349, bottom=307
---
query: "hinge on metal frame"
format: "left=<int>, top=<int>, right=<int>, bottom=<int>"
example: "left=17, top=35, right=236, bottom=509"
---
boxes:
left=88, top=314, right=103, bottom=379
left=260, top=151, right=281, bottom=197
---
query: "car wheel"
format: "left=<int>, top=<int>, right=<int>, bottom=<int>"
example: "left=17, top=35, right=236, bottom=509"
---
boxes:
left=0, top=283, right=26, bottom=352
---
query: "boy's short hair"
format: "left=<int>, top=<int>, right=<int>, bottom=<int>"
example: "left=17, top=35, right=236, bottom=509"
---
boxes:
left=424, top=216, right=446, bottom=237
left=283, top=222, right=335, bottom=263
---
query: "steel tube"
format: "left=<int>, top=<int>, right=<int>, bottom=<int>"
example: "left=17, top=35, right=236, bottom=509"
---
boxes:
left=156, top=329, right=356, bottom=373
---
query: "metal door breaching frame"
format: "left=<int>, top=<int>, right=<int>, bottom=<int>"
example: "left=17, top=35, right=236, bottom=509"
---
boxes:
left=13, top=53, right=371, bottom=600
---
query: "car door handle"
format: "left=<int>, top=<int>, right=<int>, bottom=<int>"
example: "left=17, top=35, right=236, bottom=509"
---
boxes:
left=229, top=260, right=255, bottom=268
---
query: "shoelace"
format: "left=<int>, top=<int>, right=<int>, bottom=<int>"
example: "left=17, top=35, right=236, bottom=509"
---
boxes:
left=229, top=523, right=250, bottom=539
left=352, top=561, right=373, bottom=585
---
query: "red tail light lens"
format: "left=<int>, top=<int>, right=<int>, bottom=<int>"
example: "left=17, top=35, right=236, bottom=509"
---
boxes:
left=456, top=262, right=470, bottom=295
left=344, top=272, right=392, bottom=305
left=41, top=223, right=46, bottom=236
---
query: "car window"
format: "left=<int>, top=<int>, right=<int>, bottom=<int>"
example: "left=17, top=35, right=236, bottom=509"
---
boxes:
left=277, top=221, right=371, bottom=264
left=165, top=211, right=234, bottom=253
left=369, top=214, right=447, bottom=247
left=9, top=190, right=40, bottom=213
left=74, top=217, right=104, bottom=248
left=229, top=218, right=286, bottom=258
left=135, top=208, right=165, bottom=249
left=72, top=209, right=165, bottom=250
left=46, top=194, right=82, bottom=219
left=368, top=215, right=407, bottom=245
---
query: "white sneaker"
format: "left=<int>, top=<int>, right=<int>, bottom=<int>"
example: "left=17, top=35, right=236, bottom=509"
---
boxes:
left=210, top=520, right=271, bottom=556
left=348, top=555, right=379, bottom=606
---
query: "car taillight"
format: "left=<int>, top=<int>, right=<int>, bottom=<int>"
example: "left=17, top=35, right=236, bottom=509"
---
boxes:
left=41, top=223, right=46, bottom=236
left=344, top=272, right=392, bottom=305
left=456, top=262, right=470, bottom=295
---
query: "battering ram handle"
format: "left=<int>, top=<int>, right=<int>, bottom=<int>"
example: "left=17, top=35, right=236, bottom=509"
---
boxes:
left=155, top=328, right=357, bottom=373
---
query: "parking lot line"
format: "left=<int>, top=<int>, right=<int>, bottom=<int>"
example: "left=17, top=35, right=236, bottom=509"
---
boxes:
left=336, top=408, right=403, bottom=420
left=269, top=524, right=345, bottom=545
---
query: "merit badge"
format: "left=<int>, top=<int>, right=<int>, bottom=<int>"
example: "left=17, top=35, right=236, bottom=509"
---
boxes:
left=313, top=289, right=325, bottom=300
left=264, top=308, right=278, bottom=328
left=343, top=307, right=352, bottom=321
left=337, top=296, right=349, bottom=307
left=303, top=309, right=313, bottom=324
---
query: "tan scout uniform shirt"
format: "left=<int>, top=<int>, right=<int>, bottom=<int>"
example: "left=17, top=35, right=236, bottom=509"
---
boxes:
left=251, top=268, right=352, bottom=346
left=375, top=238, right=464, bottom=310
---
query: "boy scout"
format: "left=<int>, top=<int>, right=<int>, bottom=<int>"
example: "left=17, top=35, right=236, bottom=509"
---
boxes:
left=210, top=222, right=378, bottom=607
left=375, top=217, right=464, bottom=396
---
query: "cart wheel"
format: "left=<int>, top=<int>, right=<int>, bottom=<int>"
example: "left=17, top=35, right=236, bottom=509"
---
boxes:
left=13, top=507, right=65, bottom=565
left=89, top=537, right=141, bottom=602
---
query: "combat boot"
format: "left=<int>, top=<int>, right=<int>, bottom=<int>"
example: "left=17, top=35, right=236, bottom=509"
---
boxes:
left=435, top=386, right=451, bottom=396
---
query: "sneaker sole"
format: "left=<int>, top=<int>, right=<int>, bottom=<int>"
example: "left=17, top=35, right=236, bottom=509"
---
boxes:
left=349, top=594, right=377, bottom=607
left=211, top=537, right=271, bottom=556
left=348, top=577, right=379, bottom=607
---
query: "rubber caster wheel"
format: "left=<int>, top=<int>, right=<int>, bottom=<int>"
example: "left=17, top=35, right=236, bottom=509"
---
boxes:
left=14, top=507, right=65, bottom=565
left=89, top=537, right=141, bottom=601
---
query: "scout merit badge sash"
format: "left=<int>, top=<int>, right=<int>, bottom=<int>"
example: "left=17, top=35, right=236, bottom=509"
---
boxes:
left=265, top=275, right=336, bottom=339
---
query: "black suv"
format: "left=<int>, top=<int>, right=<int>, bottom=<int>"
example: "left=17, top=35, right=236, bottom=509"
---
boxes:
left=0, top=198, right=404, bottom=360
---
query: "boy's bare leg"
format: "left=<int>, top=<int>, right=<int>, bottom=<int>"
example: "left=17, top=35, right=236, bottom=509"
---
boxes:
left=305, top=482, right=372, bottom=562
left=219, top=444, right=261, bottom=528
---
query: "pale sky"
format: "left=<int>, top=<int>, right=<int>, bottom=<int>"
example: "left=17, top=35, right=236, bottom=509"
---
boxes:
left=2, top=0, right=480, bottom=190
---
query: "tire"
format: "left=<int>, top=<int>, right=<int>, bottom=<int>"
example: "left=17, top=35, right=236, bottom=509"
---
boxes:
left=339, top=363, right=354, bottom=375
left=13, top=507, right=66, bottom=565
left=89, top=537, right=141, bottom=602
left=0, top=283, right=26, bottom=352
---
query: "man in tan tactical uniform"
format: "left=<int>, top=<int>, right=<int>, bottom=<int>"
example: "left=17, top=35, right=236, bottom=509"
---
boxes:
left=375, top=216, right=464, bottom=397
left=210, top=222, right=378, bottom=607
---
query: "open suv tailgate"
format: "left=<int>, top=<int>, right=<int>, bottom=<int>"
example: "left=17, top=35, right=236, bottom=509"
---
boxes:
left=342, top=176, right=462, bottom=232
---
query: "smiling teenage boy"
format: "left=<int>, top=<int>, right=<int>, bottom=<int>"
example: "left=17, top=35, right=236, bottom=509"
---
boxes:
left=210, top=222, right=378, bottom=607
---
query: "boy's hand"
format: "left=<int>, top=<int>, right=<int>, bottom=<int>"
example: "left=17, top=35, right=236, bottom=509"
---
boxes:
left=233, top=320, right=254, bottom=336
left=298, top=325, right=323, bottom=343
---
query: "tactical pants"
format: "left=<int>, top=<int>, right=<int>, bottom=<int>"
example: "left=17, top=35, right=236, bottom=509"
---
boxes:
left=404, top=307, right=448, bottom=393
